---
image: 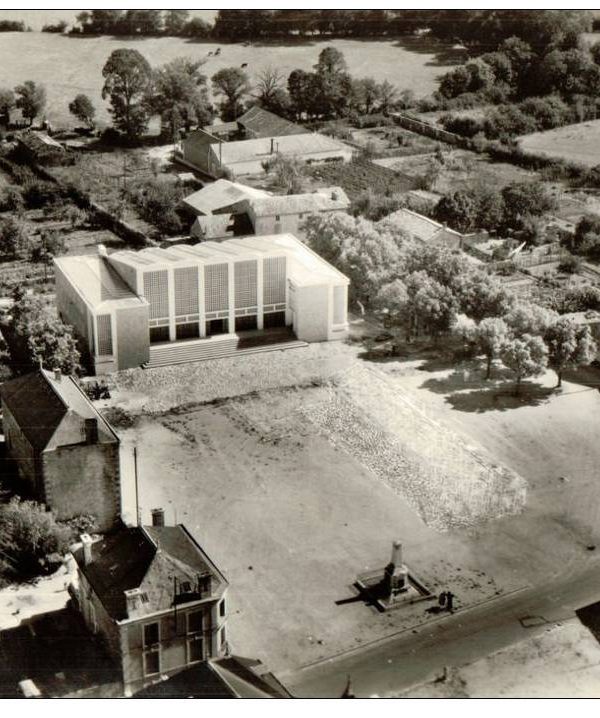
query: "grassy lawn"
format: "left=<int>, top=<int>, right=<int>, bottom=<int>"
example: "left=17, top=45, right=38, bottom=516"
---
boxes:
left=518, top=119, right=600, bottom=168
left=0, top=33, right=463, bottom=128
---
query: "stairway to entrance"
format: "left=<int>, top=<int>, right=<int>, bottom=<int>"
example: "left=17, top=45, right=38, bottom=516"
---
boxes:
left=142, top=328, right=307, bottom=369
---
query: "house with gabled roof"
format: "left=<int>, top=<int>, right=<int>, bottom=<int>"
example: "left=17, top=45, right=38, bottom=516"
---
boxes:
left=203, top=106, right=308, bottom=142
left=70, top=512, right=229, bottom=695
left=0, top=367, right=121, bottom=531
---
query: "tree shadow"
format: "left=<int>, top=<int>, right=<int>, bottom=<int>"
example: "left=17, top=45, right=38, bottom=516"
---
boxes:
left=391, top=35, right=468, bottom=67
left=419, top=362, right=516, bottom=395
left=443, top=382, right=555, bottom=414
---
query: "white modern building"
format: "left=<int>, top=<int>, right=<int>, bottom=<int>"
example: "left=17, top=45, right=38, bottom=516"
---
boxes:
left=54, top=234, right=349, bottom=374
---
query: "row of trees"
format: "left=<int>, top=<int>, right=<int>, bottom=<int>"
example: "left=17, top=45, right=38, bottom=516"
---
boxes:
left=75, top=10, right=211, bottom=38
left=434, top=181, right=558, bottom=239
left=301, top=212, right=596, bottom=392
left=0, top=81, right=46, bottom=126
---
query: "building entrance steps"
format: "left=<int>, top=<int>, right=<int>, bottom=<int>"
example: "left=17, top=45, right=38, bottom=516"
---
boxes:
left=142, top=327, right=307, bottom=368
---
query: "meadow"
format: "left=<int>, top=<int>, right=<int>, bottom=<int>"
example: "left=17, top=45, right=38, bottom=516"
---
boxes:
left=0, top=32, right=462, bottom=128
left=518, top=119, right=600, bottom=168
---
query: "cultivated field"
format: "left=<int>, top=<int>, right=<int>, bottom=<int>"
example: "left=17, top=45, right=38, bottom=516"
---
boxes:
left=0, top=32, right=462, bottom=128
left=518, top=119, right=600, bottom=168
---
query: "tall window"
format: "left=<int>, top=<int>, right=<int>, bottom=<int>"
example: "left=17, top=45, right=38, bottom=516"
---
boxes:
left=234, top=260, right=257, bottom=308
left=187, top=610, right=204, bottom=664
left=205, top=263, right=229, bottom=313
left=96, top=314, right=113, bottom=356
left=144, top=270, right=169, bottom=320
left=174, top=266, right=199, bottom=316
left=263, top=257, right=286, bottom=305
left=143, top=622, right=160, bottom=676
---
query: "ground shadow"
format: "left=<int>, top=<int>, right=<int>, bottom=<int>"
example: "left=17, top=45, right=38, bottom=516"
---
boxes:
left=419, top=363, right=516, bottom=395
left=443, top=382, right=555, bottom=414
left=0, top=605, right=120, bottom=697
left=392, top=35, right=468, bottom=67
left=335, top=583, right=385, bottom=614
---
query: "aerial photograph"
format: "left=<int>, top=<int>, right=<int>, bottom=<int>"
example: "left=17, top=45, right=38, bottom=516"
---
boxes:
left=1, top=6, right=600, bottom=706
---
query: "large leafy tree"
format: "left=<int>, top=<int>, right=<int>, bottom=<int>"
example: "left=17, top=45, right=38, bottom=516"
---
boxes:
left=0, top=87, right=15, bottom=122
left=500, top=334, right=547, bottom=395
left=8, top=288, right=81, bottom=376
left=102, top=49, right=152, bottom=141
left=505, top=302, right=557, bottom=338
left=211, top=67, right=250, bottom=121
left=473, top=317, right=511, bottom=379
left=545, top=318, right=597, bottom=388
left=149, top=57, right=213, bottom=140
left=68, top=94, right=96, bottom=128
left=163, top=10, right=189, bottom=36
left=255, top=67, right=291, bottom=116
left=15, top=81, right=46, bottom=125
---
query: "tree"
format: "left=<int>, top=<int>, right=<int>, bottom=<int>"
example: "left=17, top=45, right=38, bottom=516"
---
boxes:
left=264, top=155, right=305, bottom=194
left=183, top=17, right=213, bottom=38
left=377, top=80, right=399, bottom=114
left=315, top=47, right=348, bottom=76
left=0, top=217, right=30, bottom=259
left=501, top=182, right=558, bottom=231
left=473, top=317, right=510, bottom=379
left=435, top=190, right=479, bottom=233
left=211, top=67, right=250, bottom=121
left=31, top=229, right=66, bottom=265
left=505, top=301, right=557, bottom=337
left=68, top=94, right=96, bottom=128
left=149, top=57, right=212, bottom=140
left=454, top=271, right=514, bottom=322
left=288, top=69, right=321, bottom=120
left=0, top=498, right=72, bottom=581
left=163, top=10, right=189, bottom=36
left=404, top=271, right=458, bottom=340
left=352, top=78, right=379, bottom=115
left=0, top=87, right=15, bottom=123
left=545, top=318, right=597, bottom=387
left=500, top=334, right=548, bottom=394
left=102, top=49, right=152, bottom=141
left=9, top=288, right=81, bottom=376
left=255, top=67, right=290, bottom=116
left=123, top=10, right=163, bottom=35
left=14, top=81, right=46, bottom=125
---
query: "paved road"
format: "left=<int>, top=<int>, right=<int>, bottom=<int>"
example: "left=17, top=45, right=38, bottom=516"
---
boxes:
left=284, top=558, right=600, bottom=697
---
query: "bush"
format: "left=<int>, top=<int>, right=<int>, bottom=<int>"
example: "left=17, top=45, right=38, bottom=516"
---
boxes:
left=23, top=180, right=65, bottom=209
left=558, top=256, right=582, bottom=274
left=126, top=178, right=187, bottom=235
left=561, top=284, right=600, bottom=312
left=0, top=185, right=24, bottom=212
left=440, top=114, right=484, bottom=138
left=0, top=497, right=72, bottom=583
left=0, top=217, right=30, bottom=259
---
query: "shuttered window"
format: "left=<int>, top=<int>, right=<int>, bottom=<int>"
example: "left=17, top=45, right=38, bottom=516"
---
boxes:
left=144, top=270, right=169, bottom=320
left=204, top=263, right=229, bottom=313
left=96, top=314, right=113, bottom=356
left=263, top=256, right=286, bottom=305
left=174, top=266, right=199, bottom=316
left=234, top=260, right=257, bottom=308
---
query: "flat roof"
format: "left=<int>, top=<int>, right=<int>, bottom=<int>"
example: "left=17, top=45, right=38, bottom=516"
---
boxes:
left=109, top=234, right=349, bottom=287
left=54, top=255, right=147, bottom=311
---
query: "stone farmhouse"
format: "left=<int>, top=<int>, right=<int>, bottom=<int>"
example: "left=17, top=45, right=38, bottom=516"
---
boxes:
left=185, top=180, right=350, bottom=241
left=204, top=105, right=308, bottom=141
left=70, top=512, right=229, bottom=696
left=180, top=128, right=352, bottom=178
left=0, top=368, right=121, bottom=531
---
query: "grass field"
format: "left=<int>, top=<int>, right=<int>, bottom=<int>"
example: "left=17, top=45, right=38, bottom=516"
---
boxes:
left=0, top=32, right=461, bottom=128
left=518, top=120, right=600, bottom=168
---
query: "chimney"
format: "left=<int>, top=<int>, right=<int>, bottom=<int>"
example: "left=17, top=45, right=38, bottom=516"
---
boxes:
left=80, top=533, right=93, bottom=566
left=54, top=368, right=61, bottom=381
left=84, top=418, right=98, bottom=444
left=97, top=244, right=107, bottom=257
left=391, top=540, right=402, bottom=567
left=151, top=508, right=165, bottom=527
left=124, top=588, right=142, bottom=618
left=270, top=138, right=274, bottom=154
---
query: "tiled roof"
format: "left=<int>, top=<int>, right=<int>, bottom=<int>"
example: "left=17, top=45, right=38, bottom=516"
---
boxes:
left=237, top=106, right=308, bottom=138
left=218, top=133, right=350, bottom=166
left=182, top=179, right=271, bottom=215
left=134, top=656, right=292, bottom=698
left=248, top=186, right=349, bottom=216
left=17, top=131, right=64, bottom=152
left=73, top=524, right=227, bottom=621
left=0, top=369, right=117, bottom=452
left=383, top=208, right=462, bottom=242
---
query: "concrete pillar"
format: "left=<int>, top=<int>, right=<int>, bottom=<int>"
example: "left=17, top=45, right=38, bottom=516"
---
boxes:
left=197, top=265, right=206, bottom=338
left=227, top=261, right=235, bottom=334
left=167, top=269, right=176, bottom=342
left=256, top=257, right=264, bottom=330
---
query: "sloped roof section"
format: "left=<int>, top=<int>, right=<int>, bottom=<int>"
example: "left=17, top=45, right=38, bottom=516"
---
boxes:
left=248, top=186, right=350, bottom=217
left=383, top=208, right=462, bottom=243
left=0, top=369, right=117, bottom=451
left=219, top=133, right=350, bottom=166
left=73, top=524, right=228, bottom=621
left=237, top=106, right=308, bottom=138
left=182, top=179, right=271, bottom=216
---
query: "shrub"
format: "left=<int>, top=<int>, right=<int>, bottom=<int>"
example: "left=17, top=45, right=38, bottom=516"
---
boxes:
left=0, top=497, right=72, bottom=582
left=126, top=178, right=187, bottom=235
left=0, top=217, right=30, bottom=259
left=23, top=180, right=65, bottom=209
left=0, top=185, right=24, bottom=212
left=558, top=256, right=582, bottom=274
left=440, top=114, right=484, bottom=138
